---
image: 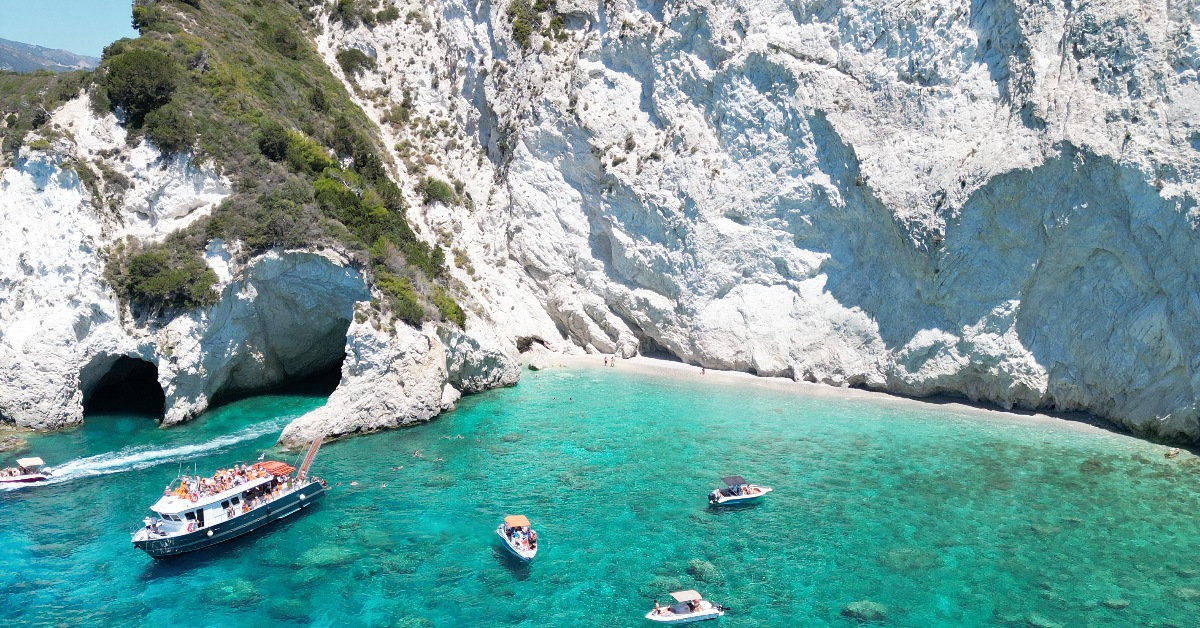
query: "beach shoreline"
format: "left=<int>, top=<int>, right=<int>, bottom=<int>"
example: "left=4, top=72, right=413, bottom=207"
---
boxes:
left=539, top=354, right=1165, bottom=444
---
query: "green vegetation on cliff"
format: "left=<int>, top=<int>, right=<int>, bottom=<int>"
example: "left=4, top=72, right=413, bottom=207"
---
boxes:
left=85, top=0, right=462, bottom=325
left=0, top=70, right=92, bottom=158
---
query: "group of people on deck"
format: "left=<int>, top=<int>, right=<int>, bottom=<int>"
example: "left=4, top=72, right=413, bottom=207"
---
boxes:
left=651, top=599, right=703, bottom=616
left=165, top=464, right=273, bottom=500
left=506, top=526, right=537, bottom=549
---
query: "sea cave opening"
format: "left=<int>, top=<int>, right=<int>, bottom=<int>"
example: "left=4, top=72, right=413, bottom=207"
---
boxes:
left=207, top=351, right=346, bottom=408
left=83, top=356, right=166, bottom=417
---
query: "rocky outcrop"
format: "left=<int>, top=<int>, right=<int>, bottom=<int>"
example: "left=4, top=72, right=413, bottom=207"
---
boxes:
left=0, top=98, right=230, bottom=429
left=278, top=317, right=520, bottom=447
left=156, top=248, right=370, bottom=424
left=320, top=0, right=1200, bottom=440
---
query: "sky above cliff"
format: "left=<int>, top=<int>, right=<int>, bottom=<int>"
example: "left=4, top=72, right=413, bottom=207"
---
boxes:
left=0, top=0, right=136, bottom=58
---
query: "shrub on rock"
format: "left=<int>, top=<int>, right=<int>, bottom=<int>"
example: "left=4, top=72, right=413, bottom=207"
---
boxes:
left=103, top=49, right=180, bottom=127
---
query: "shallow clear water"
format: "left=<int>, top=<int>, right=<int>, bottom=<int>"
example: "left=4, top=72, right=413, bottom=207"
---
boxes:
left=3, top=367, right=1200, bottom=626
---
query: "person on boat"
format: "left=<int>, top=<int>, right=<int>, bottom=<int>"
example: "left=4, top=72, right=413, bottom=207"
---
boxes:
left=653, top=601, right=661, bottom=614
left=529, top=529, right=538, bottom=548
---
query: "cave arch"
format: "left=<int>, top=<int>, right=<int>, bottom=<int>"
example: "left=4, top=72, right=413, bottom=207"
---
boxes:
left=83, top=356, right=166, bottom=417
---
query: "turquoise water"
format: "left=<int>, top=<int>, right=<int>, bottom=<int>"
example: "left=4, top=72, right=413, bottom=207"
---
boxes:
left=3, top=367, right=1200, bottom=626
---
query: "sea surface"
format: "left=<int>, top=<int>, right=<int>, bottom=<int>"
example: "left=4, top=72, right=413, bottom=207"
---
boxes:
left=2, top=366, right=1199, bottom=627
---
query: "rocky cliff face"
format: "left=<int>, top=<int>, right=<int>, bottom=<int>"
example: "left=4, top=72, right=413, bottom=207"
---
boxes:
left=322, top=0, right=1200, bottom=439
left=3, top=0, right=1198, bottom=444
left=0, top=95, right=519, bottom=437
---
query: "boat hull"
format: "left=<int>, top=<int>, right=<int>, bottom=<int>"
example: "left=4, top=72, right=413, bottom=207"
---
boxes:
left=709, top=486, right=772, bottom=506
left=0, top=473, right=49, bottom=484
left=132, top=481, right=323, bottom=558
left=645, top=609, right=724, bottom=624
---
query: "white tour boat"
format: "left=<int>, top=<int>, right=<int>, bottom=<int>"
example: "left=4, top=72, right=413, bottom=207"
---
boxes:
left=496, top=514, right=538, bottom=562
left=708, top=475, right=772, bottom=506
left=131, top=438, right=326, bottom=558
left=646, top=590, right=725, bottom=624
left=0, top=457, right=51, bottom=484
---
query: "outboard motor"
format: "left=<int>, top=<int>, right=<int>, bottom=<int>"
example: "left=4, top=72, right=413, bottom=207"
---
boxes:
left=708, top=490, right=720, bottom=504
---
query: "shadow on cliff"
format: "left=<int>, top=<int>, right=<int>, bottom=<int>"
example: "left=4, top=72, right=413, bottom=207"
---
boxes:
left=808, top=133, right=1200, bottom=433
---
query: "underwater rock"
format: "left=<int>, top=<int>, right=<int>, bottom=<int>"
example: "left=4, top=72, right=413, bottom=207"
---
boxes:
left=1172, top=587, right=1200, bottom=601
left=685, top=559, right=724, bottom=584
left=0, top=435, right=28, bottom=453
left=841, top=600, right=888, bottom=622
left=203, top=579, right=263, bottom=607
left=877, top=547, right=943, bottom=571
left=1024, top=614, right=1063, bottom=628
left=1100, top=599, right=1130, bottom=610
left=640, top=575, right=689, bottom=599
left=296, top=546, right=361, bottom=569
left=1166, top=448, right=1181, bottom=459
left=266, top=599, right=309, bottom=621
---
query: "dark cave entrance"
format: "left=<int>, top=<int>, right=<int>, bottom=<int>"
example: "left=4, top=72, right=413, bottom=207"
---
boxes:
left=84, top=356, right=166, bottom=417
left=207, top=352, right=346, bottom=408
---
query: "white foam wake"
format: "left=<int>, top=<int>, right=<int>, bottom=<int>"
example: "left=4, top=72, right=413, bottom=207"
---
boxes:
left=23, top=419, right=288, bottom=488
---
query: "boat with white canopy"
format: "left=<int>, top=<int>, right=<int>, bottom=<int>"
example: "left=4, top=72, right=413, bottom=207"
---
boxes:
left=646, top=590, right=725, bottom=624
left=131, top=438, right=326, bottom=558
left=708, top=475, right=772, bottom=506
left=0, top=457, right=50, bottom=484
left=496, top=514, right=538, bottom=561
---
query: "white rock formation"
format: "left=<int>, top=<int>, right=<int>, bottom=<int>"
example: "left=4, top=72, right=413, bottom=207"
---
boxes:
left=0, top=98, right=231, bottom=429
left=278, top=311, right=521, bottom=446
left=319, top=0, right=1200, bottom=439
left=6, top=0, right=1200, bottom=446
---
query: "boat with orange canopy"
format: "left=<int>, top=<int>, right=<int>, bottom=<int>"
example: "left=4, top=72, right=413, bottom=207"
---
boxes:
left=496, top=514, right=538, bottom=561
left=131, top=438, right=327, bottom=558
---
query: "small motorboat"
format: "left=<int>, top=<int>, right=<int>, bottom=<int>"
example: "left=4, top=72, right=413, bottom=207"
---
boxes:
left=131, top=438, right=327, bottom=559
left=708, top=475, right=772, bottom=506
left=0, top=457, right=51, bottom=484
left=646, top=590, right=725, bottom=624
left=496, top=514, right=538, bottom=562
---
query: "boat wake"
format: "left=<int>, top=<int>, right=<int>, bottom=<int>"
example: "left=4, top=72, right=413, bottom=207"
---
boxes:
left=10, top=420, right=288, bottom=489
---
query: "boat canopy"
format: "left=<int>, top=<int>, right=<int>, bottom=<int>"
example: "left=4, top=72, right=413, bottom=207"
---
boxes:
left=16, top=457, right=44, bottom=468
left=721, top=475, right=747, bottom=486
left=670, top=590, right=702, bottom=602
left=504, top=515, right=530, bottom=528
left=253, top=461, right=295, bottom=476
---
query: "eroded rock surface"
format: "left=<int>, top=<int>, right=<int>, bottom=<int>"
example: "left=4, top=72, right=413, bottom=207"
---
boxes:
left=319, top=0, right=1200, bottom=439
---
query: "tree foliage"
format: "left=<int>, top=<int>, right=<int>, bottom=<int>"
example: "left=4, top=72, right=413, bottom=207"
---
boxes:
left=144, top=101, right=195, bottom=155
left=103, top=49, right=180, bottom=127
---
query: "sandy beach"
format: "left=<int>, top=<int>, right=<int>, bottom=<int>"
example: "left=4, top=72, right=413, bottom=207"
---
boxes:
left=541, top=353, right=1163, bottom=443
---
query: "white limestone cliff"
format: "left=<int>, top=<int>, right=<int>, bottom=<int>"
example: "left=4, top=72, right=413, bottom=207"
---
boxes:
left=318, top=0, right=1200, bottom=439
left=0, top=95, right=519, bottom=435
left=5, top=0, right=1200, bottom=446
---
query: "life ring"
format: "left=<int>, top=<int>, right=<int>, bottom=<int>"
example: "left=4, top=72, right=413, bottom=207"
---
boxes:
left=187, top=522, right=195, bottom=532
left=189, top=493, right=198, bottom=503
